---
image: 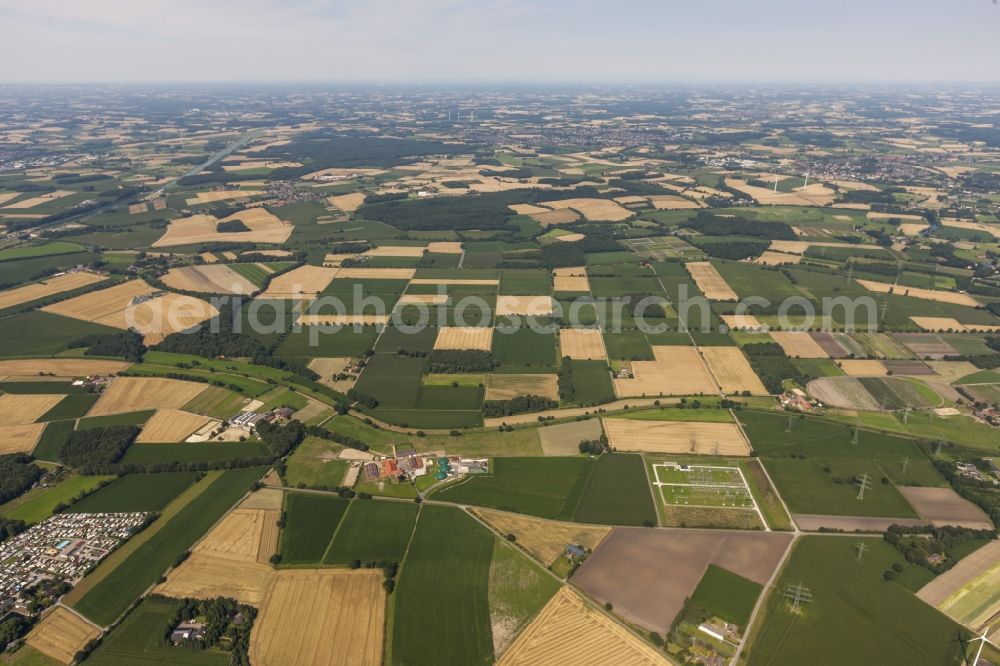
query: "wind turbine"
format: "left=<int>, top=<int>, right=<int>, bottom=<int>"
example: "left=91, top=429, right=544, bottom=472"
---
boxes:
left=968, top=627, right=993, bottom=666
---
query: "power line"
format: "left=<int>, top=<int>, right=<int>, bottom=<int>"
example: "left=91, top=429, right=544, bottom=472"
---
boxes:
left=783, top=582, right=813, bottom=614
left=855, top=541, right=869, bottom=564
left=857, top=473, right=872, bottom=501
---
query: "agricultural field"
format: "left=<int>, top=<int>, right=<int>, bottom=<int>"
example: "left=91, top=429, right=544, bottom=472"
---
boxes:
left=2, top=79, right=1000, bottom=664
left=66, top=471, right=199, bottom=513
left=278, top=492, right=349, bottom=564
left=747, top=537, right=965, bottom=666
left=574, top=528, right=791, bottom=635
left=392, top=506, right=495, bottom=666
left=324, top=499, right=418, bottom=564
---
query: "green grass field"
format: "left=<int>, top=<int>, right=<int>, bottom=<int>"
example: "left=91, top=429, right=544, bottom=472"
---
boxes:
left=276, top=325, right=379, bottom=359
left=493, top=326, right=557, bottom=370
left=0, top=241, right=86, bottom=262
left=0, top=474, right=113, bottom=524
left=487, top=538, right=560, bottom=651
left=601, top=329, right=654, bottom=360
left=31, top=419, right=75, bottom=461
left=36, top=394, right=99, bottom=421
left=574, top=453, right=657, bottom=525
left=119, top=441, right=270, bottom=466
left=0, top=311, right=120, bottom=357
left=66, top=472, right=199, bottom=513
left=690, top=564, right=762, bottom=627
left=85, top=597, right=227, bottom=665
left=77, top=409, right=155, bottom=430
left=566, top=359, right=615, bottom=405
left=180, top=385, right=248, bottom=419
left=71, top=466, right=266, bottom=626
left=762, top=458, right=919, bottom=518
left=432, top=457, right=594, bottom=520
left=747, top=536, right=965, bottom=666
left=279, top=492, right=349, bottom=564
left=323, top=499, right=418, bottom=564
left=283, top=436, right=350, bottom=488
left=392, top=505, right=494, bottom=666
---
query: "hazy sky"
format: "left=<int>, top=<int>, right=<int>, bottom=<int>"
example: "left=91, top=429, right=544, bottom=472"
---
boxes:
left=1, top=0, right=998, bottom=84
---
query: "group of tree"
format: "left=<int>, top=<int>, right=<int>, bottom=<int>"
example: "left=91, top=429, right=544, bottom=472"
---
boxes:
left=255, top=419, right=305, bottom=458
left=742, top=342, right=812, bottom=394
left=426, top=350, right=496, bottom=373
left=482, top=395, right=558, bottom=418
left=884, top=524, right=996, bottom=574
left=68, top=330, right=146, bottom=362
left=0, top=454, right=45, bottom=505
left=59, top=426, right=139, bottom=472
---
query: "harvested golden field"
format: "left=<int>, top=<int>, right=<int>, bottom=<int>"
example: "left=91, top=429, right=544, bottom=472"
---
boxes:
left=899, top=222, right=930, bottom=236
left=2, top=189, right=76, bottom=209
left=136, top=409, right=217, bottom=443
left=336, top=267, right=416, bottom=280
left=686, top=262, right=737, bottom=301
left=307, top=357, right=353, bottom=383
left=43, top=279, right=155, bottom=325
left=363, top=245, right=427, bottom=257
left=559, top=328, right=607, bottom=360
left=496, top=295, right=555, bottom=316
left=258, top=265, right=339, bottom=299
left=323, top=253, right=357, bottom=267
left=497, top=587, right=666, bottom=666
left=153, top=208, right=290, bottom=247
left=724, top=178, right=835, bottom=206
left=719, top=313, right=766, bottom=331
left=161, top=264, right=257, bottom=295
left=613, top=346, right=717, bottom=397
left=200, top=252, right=219, bottom=263
left=470, top=508, right=609, bottom=566
left=866, top=211, right=925, bottom=221
left=89, top=377, right=207, bottom=416
left=532, top=209, right=581, bottom=226
left=250, top=570, right=385, bottom=666
left=838, top=359, right=889, bottom=376
left=648, top=194, right=702, bottom=210
left=508, top=203, right=551, bottom=215
left=486, top=374, right=559, bottom=401
left=602, top=418, right=750, bottom=456
left=554, top=232, right=585, bottom=242
left=941, top=218, right=1000, bottom=240
left=156, top=552, right=274, bottom=605
left=754, top=251, right=802, bottom=266
left=767, top=240, right=858, bottom=255
left=397, top=294, right=449, bottom=305
left=325, top=192, right=367, bottom=213
left=427, top=241, right=464, bottom=254
left=434, top=326, right=493, bottom=351
left=540, top=198, right=632, bottom=222
left=0, top=358, right=129, bottom=377
left=196, top=507, right=278, bottom=563
left=553, top=266, right=590, bottom=292
left=856, top=279, right=980, bottom=307
left=297, top=313, right=388, bottom=326
left=25, top=607, right=101, bottom=665
left=127, top=293, right=218, bottom=345
left=910, top=317, right=971, bottom=332
left=770, top=331, right=829, bottom=358
left=184, top=190, right=264, bottom=205
left=0, top=192, right=20, bottom=205
left=0, top=423, right=45, bottom=454
left=223, top=160, right=302, bottom=172
left=0, top=394, right=64, bottom=425
left=240, top=487, right=285, bottom=510
left=701, top=347, right=768, bottom=395
left=0, top=271, right=105, bottom=311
